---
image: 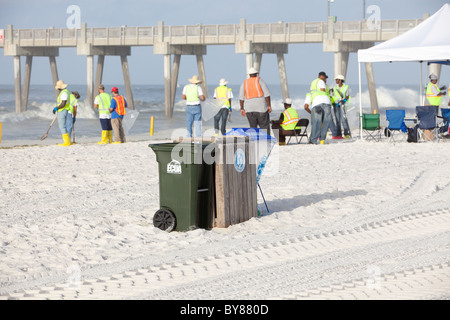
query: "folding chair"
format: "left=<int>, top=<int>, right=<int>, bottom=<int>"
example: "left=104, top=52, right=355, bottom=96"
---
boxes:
left=287, top=119, right=309, bottom=144
left=385, top=109, right=407, bottom=142
left=437, top=108, right=450, bottom=137
left=362, top=113, right=382, bottom=142
left=416, top=106, right=439, bottom=142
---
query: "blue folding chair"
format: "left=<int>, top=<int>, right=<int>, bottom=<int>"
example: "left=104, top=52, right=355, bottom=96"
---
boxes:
left=416, top=106, right=438, bottom=142
left=438, top=108, right=450, bottom=136
left=385, top=109, right=407, bottom=142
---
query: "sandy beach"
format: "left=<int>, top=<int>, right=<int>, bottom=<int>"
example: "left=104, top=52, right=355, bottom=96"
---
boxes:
left=0, top=132, right=449, bottom=300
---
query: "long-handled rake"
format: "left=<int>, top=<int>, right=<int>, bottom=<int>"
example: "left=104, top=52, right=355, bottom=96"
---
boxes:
left=40, top=114, right=57, bottom=141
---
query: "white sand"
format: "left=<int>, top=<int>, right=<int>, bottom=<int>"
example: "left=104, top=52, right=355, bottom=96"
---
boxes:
left=1, top=134, right=449, bottom=300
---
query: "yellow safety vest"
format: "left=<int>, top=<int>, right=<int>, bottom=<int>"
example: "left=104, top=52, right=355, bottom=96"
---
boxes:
left=333, top=84, right=350, bottom=104
left=281, top=107, right=299, bottom=130
left=186, top=84, right=200, bottom=103
left=310, top=78, right=330, bottom=102
left=426, top=82, right=441, bottom=106
left=96, top=92, right=112, bottom=116
left=56, top=89, right=70, bottom=112
left=215, top=85, right=232, bottom=108
left=68, top=94, right=78, bottom=114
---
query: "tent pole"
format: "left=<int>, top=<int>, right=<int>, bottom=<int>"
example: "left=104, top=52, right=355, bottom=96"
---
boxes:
left=420, top=62, right=423, bottom=106
left=358, top=61, right=363, bottom=140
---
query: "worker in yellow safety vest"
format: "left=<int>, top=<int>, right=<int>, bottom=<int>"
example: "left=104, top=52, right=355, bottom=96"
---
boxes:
left=94, top=84, right=113, bottom=144
left=182, top=75, right=206, bottom=138
left=68, top=90, right=80, bottom=142
left=270, top=98, right=300, bottom=145
left=329, top=74, right=351, bottom=139
left=213, top=78, right=233, bottom=135
left=426, top=73, right=446, bottom=107
left=309, top=71, right=332, bottom=144
left=53, top=80, right=72, bottom=146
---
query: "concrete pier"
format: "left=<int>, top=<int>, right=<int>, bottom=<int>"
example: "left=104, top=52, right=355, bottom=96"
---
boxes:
left=1, top=17, right=425, bottom=115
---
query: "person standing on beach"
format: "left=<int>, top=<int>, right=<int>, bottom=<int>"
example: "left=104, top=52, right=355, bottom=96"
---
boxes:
left=68, top=90, right=80, bottom=141
left=213, top=78, right=233, bottom=135
left=53, top=80, right=72, bottom=146
left=304, top=91, right=323, bottom=144
left=309, top=71, right=332, bottom=144
left=239, top=67, right=272, bottom=134
left=109, top=87, right=127, bottom=144
left=182, top=75, right=205, bottom=138
left=94, top=84, right=113, bottom=144
left=330, top=74, right=351, bottom=139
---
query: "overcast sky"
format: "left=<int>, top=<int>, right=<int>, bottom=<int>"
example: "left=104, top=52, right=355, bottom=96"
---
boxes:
left=0, top=0, right=448, bottom=87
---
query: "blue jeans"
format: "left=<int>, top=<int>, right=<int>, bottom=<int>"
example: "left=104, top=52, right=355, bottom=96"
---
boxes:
left=309, top=103, right=331, bottom=143
left=186, top=105, right=202, bottom=137
left=320, top=103, right=332, bottom=141
left=214, top=108, right=229, bottom=135
left=329, top=105, right=350, bottom=137
left=57, top=109, right=73, bottom=136
left=309, top=106, right=323, bottom=144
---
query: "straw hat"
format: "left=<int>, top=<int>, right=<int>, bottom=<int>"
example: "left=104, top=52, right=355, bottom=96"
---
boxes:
left=188, top=75, right=202, bottom=84
left=219, top=78, right=228, bottom=86
left=55, top=80, right=68, bottom=90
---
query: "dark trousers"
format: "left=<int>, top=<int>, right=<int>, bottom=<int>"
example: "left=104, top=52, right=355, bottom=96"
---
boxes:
left=271, top=120, right=294, bottom=143
left=100, top=118, right=112, bottom=130
left=214, top=108, right=229, bottom=135
left=246, top=111, right=271, bottom=135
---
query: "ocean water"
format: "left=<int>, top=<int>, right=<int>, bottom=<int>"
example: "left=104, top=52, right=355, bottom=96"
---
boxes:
left=0, top=83, right=425, bottom=143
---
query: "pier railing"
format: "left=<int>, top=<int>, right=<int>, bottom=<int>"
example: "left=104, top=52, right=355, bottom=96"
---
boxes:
left=0, top=19, right=423, bottom=48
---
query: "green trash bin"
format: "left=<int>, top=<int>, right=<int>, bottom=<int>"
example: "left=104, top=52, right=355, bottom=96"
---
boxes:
left=149, top=141, right=215, bottom=232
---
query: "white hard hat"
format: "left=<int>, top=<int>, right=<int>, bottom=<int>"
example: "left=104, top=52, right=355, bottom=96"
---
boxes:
left=248, top=67, right=259, bottom=75
left=335, top=74, right=345, bottom=81
left=284, top=98, right=292, bottom=105
left=429, top=73, right=438, bottom=80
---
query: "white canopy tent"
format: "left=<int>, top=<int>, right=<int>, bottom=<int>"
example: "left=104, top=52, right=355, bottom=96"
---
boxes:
left=356, top=3, right=450, bottom=138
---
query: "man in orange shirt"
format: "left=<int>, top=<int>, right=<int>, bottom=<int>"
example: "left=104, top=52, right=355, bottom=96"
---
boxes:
left=109, top=87, right=127, bottom=143
left=239, top=67, right=272, bottom=134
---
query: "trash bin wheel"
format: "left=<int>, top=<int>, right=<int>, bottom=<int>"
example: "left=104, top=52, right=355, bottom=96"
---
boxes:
left=153, top=209, right=176, bottom=232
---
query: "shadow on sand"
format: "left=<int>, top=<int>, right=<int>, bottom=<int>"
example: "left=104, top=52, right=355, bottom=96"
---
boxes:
left=260, top=189, right=368, bottom=215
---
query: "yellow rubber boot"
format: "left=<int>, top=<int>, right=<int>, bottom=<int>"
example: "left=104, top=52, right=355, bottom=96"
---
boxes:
left=97, top=130, right=109, bottom=144
left=107, top=130, right=113, bottom=143
left=58, top=133, right=71, bottom=146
